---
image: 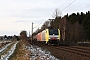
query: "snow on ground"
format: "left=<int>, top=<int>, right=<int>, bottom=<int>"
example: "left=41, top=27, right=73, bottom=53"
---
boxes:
left=0, top=40, right=60, bottom=60
left=0, top=42, right=13, bottom=53
left=0, top=41, right=19, bottom=60
left=27, top=45, right=60, bottom=60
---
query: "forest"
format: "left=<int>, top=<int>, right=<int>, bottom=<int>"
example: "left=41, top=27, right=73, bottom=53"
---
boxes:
left=33, top=11, right=90, bottom=43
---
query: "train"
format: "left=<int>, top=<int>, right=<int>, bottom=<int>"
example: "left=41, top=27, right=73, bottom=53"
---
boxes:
left=34, top=28, right=61, bottom=45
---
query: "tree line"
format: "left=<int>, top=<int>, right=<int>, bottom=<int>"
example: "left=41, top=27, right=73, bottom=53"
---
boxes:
left=33, top=11, right=90, bottom=42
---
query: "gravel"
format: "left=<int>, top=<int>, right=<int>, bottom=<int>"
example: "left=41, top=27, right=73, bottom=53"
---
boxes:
left=27, top=45, right=60, bottom=60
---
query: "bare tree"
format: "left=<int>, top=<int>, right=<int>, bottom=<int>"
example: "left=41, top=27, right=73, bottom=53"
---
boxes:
left=52, top=8, right=63, bottom=18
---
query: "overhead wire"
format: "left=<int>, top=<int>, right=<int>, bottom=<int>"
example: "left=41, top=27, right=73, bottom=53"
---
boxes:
left=59, top=0, right=68, bottom=8
left=61, top=0, right=76, bottom=11
left=33, top=23, right=42, bottom=29
left=80, top=4, right=90, bottom=11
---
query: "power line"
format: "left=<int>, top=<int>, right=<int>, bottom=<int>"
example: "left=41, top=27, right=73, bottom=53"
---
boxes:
left=61, top=0, right=76, bottom=11
left=60, top=0, right=68, bottom=8
left=80, top=4, right=90, bottom=10
left=33, top=23, right=42, bottom=29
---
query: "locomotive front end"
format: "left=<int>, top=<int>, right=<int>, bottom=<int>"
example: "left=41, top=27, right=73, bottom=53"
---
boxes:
left=48, top=29, right=60, bottom=44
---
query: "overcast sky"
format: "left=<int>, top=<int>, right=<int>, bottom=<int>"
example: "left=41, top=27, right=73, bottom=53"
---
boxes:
left=0, top=0, right=90, bottom=36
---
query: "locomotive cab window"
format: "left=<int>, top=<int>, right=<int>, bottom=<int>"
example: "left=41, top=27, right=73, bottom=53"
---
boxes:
left=49, top=29, right=58, bottom=35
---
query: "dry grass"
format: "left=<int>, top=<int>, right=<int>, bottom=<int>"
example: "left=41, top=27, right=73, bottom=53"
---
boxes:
left=8, top=40, right=31, bottom=60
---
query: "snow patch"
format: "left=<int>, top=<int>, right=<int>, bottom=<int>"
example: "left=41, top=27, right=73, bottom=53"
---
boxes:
left=0, top=41, right=19, bottom=60
left=27, top=45, right=60, bottom=60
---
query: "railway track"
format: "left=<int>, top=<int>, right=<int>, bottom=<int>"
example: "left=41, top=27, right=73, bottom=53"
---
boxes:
left=51, top=46, right=90, bottom=58
left=32, top=41, right=90, bottom=60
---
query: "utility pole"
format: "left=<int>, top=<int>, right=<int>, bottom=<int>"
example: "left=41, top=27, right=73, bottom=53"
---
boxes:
left=29, top=31, right=30, bottom=38
left=31, top=22, right=33, bottom=44
left=31, top=22, right=42, bottom=44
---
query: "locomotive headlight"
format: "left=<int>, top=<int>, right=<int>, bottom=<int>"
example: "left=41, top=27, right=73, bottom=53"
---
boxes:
left=57, top=38, right=59, bottom=39
left=49, top=38, right=51, bottom=39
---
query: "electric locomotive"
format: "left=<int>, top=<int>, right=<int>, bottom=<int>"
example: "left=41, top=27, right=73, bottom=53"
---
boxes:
left=36, top=28, right=60, bottom=45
